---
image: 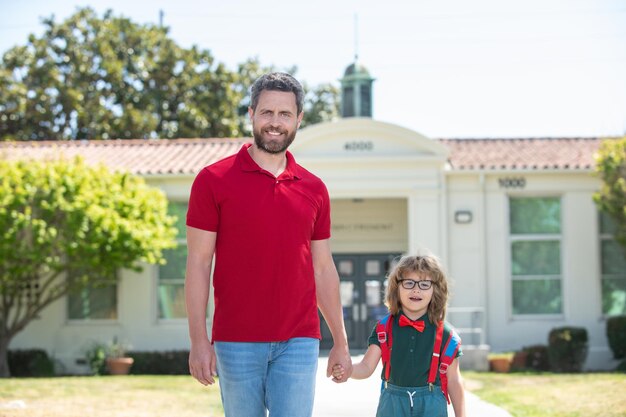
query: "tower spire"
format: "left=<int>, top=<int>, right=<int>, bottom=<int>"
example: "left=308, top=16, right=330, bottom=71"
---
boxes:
left=340, top=15, right=375, bottom=119
left=354, top=13, right=359, bottom=63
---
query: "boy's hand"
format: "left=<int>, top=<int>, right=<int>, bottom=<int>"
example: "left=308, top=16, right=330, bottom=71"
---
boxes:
left=331, top=364, right=346, bottom=382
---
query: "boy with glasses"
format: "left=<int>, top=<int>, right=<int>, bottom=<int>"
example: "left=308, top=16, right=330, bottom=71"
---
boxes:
left=332, top=253, right=466, bottom=417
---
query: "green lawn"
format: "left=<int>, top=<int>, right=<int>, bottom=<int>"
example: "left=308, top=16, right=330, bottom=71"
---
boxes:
left=0, top=372, right=625, bottom=417
left=0, top=375, right=223, bottom=417
left=464, top=371, right=626, bottom=417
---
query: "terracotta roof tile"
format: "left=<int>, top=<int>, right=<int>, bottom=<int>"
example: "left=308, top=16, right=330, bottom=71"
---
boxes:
left=439, top=137, right=603, bottom=171
left=0, top=137, right=605, bottom=175
left=0, top=138, right=249, bottom=176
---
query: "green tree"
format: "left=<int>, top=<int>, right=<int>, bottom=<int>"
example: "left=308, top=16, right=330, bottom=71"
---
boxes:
left=301, top=82, right=340, bottom=128
left=0, top=8, right=340, bottom=141
left=594, top=137, right=626, bottom=252
left=0, top=157, right=177, bottom=377
left=0, top=7, right=244, bottom=140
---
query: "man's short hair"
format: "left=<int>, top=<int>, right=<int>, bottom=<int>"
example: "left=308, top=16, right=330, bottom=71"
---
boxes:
left=250, top=72, right=304, bottom=115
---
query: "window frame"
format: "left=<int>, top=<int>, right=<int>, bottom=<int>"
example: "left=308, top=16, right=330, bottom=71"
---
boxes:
left=155, top=200, right=189, bottom=322
left=66, top=273, right=119, bottom=324
left=508, top=195, right=564, bottom=318
left=598, top=211, right=626, bottom=317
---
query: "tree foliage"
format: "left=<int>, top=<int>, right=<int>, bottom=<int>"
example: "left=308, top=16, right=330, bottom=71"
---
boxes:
left=594, top=136, right=626, bottom=252
left=0, top=8, right=339, bottom=141
left=301, top=82, right=340, bottom=128
left=0, top=157, right=177, bottom=376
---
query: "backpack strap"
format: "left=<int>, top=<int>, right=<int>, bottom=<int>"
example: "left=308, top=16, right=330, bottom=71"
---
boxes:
left=427, top=320, right=444, bottom=389
left=379, top=316, right=462, bottom=404
left=376, top=314, right=393, bottom=381
left=435, top=324, right=462, bottom=404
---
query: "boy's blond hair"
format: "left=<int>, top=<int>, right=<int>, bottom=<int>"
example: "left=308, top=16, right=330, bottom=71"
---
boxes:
left=384, top=253, right=449, bottom=323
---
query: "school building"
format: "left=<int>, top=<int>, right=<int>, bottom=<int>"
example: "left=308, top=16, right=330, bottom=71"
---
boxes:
left=3, top=63, right=624, bottom=373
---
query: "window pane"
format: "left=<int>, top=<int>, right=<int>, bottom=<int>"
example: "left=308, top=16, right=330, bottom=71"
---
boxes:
left=365, top=260, right=381, bottom=276
left=158, top=284, right=186, bottom=319
left=512, top=279, right=562, bottom=314
left=340, top=281, right=354, bottom=307
left=600, top=212, right=618, bottom=234
left=68, top=285, right=117, bottom=320
left=338, top=260, right=354, bottom=276
left=512, top=240, right=561, bottom=275
left=159, top=247, right=187, bottom=280
left=168, top=202, right=189, bottom=239
left=158, top=245, right=187, bottom=319
left=602, top=277, right=626, bottom=315
left=510, top=197, right=561, bottom=234
left=365, top=280, right=382, bottom=306
left=601, top=239, right=626, bottom=275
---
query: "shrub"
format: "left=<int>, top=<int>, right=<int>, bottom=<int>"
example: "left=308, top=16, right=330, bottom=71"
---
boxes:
left=8, top=349, right=55, bottom=377
left=84, top=342, right=107, bottom=375
left=606, top=315, right=626, bottom=359
left=522, top=344, right=550, bottom=371
left=510, top=350, right=528, bottom=372
left=127, top=350, right=190, bottom=375
left=548, top=327, right=588, bottom=372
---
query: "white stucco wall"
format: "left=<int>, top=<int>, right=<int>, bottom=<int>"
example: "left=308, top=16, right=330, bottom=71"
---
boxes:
left=447, top=170, right=616, bottom=370
left=9, top=120, right=618, bottom=372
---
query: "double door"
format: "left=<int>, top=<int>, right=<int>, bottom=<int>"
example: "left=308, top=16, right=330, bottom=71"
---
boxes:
left=319, top=253, right=399, bottom=351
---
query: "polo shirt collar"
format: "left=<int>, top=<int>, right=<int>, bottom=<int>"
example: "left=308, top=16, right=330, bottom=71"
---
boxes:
left=237, top=143, right=301, bottom=180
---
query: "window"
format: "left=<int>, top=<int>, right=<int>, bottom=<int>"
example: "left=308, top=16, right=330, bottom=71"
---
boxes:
left=599, top=213, right=626, bottom=315
left=343, top=86, right=354, bottom=117
left=68, top=284, right=117, bottom=320
left=157, top=201, right=188, bottom=319
left=509, top=197, right=562, bottom=315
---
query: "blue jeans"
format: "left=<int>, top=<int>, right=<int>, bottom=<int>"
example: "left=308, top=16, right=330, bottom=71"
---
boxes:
left=214, top=338, right=319, bottom=417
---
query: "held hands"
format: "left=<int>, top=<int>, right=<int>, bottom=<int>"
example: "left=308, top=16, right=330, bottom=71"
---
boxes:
left=188, top=340, right=217, bottom=386
left=331, top=364, right=347, bottom=382
left=326, top=343, right=352, bottom=383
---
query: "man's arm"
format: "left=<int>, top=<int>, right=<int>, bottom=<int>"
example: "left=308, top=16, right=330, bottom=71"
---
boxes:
left=185, top=226, right=217, bottom=386
left=311, top=239, right=352, bottom=382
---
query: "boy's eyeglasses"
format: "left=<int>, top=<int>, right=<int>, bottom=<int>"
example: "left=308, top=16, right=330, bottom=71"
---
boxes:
left=398, top=279, right=433, bottom=290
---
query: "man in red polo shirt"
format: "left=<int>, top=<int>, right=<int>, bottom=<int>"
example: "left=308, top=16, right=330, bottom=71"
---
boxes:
left=185, top=72, right=352, bottom=417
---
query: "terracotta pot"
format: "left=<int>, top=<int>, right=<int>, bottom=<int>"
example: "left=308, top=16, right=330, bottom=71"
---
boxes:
left=489, top=357, right=511, bottom=373
left=106, top=357, right=134, bottom=375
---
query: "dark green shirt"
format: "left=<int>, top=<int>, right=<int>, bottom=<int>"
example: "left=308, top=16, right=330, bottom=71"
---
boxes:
left=368, top=311, right=462, bottom=387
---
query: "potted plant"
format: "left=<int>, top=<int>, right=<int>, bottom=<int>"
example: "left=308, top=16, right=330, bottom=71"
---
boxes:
left=105, top=337, right=134, bottom=375
left=488, top=352, right=513, bottom=373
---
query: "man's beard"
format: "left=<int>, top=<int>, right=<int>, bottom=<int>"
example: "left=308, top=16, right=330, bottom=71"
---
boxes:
left=253, top=126, right=297, bottom=154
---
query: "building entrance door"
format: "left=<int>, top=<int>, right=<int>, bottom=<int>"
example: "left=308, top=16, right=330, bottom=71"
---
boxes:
left=320, top=253, right=400, bottom=351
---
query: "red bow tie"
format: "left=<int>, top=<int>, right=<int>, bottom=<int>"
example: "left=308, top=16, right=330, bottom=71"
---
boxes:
left=399, top=315, right=425, bottom=332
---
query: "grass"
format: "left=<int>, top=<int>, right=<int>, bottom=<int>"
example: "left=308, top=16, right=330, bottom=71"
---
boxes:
left=464, top=371, right=626, bottom=417
left=0, top=372, right=625, bottom=417
left=0, top=375, right=223, bottom=417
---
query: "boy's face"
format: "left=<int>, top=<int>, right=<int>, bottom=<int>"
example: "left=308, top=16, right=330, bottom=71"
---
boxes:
left=398, top=271, right=433, bottom=320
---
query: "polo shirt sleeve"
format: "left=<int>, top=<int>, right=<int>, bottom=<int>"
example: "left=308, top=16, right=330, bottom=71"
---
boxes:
left=368, top=323, right=381, bottom=347
left=186, top=167, right=219, bottom=232
left=311, top=181, right=331, bottom=240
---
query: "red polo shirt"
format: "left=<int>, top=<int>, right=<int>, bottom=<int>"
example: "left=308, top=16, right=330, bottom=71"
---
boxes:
left=187, top=143, right=331, bottom=342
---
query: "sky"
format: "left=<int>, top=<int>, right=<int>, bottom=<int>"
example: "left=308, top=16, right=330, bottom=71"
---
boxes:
left=1, top=0, right=625, bottom=139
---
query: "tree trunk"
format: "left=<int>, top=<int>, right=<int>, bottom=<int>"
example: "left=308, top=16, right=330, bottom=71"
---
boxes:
left=0, top=336, right=11, bottom=377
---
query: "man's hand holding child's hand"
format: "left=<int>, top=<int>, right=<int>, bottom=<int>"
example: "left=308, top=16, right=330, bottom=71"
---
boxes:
left=331, top=364, right=345, bottom=382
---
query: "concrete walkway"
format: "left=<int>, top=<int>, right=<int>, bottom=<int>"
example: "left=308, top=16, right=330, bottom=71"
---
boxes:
left=313, top=355, right=513, bottom=417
